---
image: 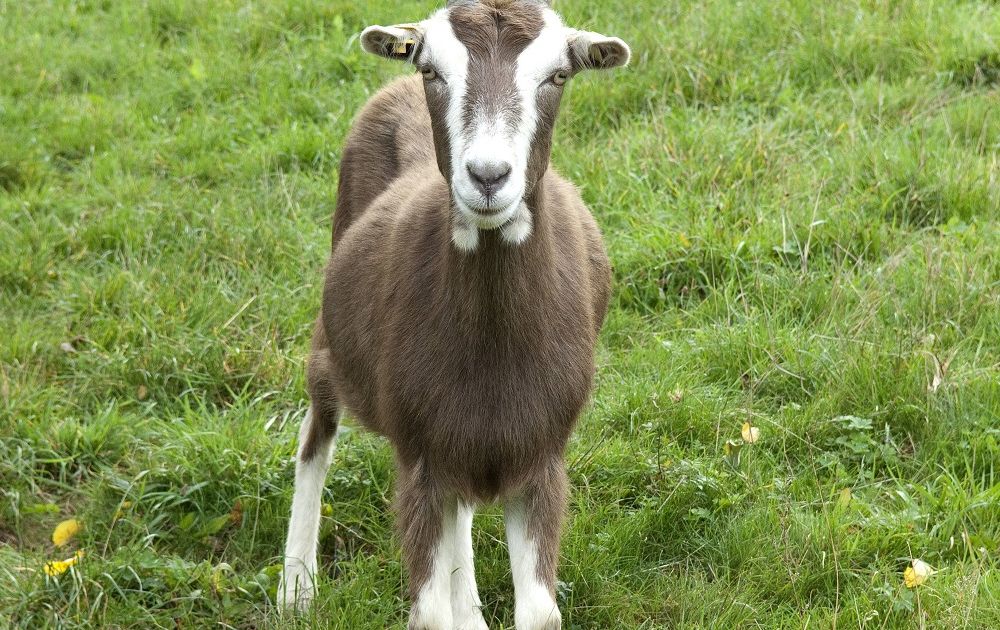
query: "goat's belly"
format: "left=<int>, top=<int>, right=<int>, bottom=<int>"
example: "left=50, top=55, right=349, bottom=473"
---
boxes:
left=374, top=335, right=596, bottom=499
left=431, top=432, right=556, bottom=500
left=403, top=387, right=585, bottom=500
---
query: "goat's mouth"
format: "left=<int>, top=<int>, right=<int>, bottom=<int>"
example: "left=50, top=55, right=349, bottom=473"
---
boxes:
left=452, top=171, right=524, bottom=218
left=470, top=202, right=505, bottom=216
left=456, top=190, right=517, bottom=215
left=453, top=194, right=521, bottom=230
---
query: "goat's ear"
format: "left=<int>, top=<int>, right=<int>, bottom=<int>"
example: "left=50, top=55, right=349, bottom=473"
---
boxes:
left=568, top=30, right=631, bottom=72
left=361, top=24, right=424, bottom=62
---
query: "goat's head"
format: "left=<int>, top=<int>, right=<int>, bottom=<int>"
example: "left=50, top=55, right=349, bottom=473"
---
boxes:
left=361, top=0, right=630, bottom=233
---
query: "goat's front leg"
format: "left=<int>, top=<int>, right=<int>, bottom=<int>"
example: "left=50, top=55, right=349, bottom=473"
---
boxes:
left=451, top=501, right=488, bottom=629
left=278, top=404, right=338, bottom=610
left=504, top=459, right=567, bottom=630
left=398, top=462, right=456, bottom=630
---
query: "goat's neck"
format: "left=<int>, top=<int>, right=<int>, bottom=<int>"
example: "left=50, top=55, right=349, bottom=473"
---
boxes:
left=445, top=180, right=553, bottom=336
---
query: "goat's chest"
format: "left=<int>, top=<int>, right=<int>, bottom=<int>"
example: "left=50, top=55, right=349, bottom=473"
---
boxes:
left=378, top=295, right=596, bottom=488
left=390, top=304, right=593, bottom=415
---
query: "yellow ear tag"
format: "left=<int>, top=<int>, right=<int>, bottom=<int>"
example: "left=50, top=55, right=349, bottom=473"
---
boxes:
left=394, top=38, right=415, bottom=55
left=391, top=24, right=420, bottom=56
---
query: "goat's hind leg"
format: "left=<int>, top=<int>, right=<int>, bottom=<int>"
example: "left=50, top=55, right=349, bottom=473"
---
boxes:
left=278, top=402, right=338, bottom=610
left=279, top=344, right=341, bottom=610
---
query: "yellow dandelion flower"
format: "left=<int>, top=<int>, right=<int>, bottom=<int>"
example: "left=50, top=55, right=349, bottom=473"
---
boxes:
left=43, top=559, right=70, bottom=577
left=741, top=422, right=760, bottom=444
left=903, top=559, right=934, bottom=588
left=43, top=550, right=84, bottom=577
left=114, top=501, right=133, bottom=520
left=51, top=519, right=81, bottom=547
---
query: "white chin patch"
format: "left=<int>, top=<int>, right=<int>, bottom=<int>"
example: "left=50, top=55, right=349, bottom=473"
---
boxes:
left=500, top=202, right=533, bottom=245
left=451, top=201, right=533, bottom=253
left=451, top=219, right=480, bottom=253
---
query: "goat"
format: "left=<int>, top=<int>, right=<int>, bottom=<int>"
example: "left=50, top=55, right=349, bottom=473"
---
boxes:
left=279, top=1, right=630, bottom=628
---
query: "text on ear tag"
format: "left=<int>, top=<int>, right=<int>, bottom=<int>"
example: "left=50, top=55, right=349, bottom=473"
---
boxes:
left=394, top=38, right=415, bottom=55
left=392, top=23, right=420, bottom=56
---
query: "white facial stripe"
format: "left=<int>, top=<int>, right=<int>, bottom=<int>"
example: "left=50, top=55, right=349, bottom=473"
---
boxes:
left=421, top=9, right=469, bottom=193
left=512, top=10, right=569, bottom=169
left=420, top=11, right=469, bottom=181
left=420, top=10, right=468, bottom=84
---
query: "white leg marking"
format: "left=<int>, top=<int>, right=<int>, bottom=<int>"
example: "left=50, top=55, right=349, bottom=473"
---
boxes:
left=451, top=502, right=488, bottom=630
left=506, top=501, right=561, bottom=630
left=410, top=498, right=457, bottom=630
left=278, top=407, right=336, bottom=611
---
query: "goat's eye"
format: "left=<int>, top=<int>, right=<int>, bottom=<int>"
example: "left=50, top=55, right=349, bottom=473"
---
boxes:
left=421, top=67, right=438, bottom=81
left=551, top=71, right=569, bottom=86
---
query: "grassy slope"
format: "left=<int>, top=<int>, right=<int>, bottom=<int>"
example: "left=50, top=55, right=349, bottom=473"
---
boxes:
left=2, top=0, right=999, bottom=627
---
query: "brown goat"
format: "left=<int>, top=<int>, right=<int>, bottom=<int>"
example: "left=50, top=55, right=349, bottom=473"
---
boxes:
left=279, top=1, right=630, bottom=628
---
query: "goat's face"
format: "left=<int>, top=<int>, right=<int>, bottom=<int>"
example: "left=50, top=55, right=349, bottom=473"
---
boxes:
left=361, top=0, right=630, bottom=232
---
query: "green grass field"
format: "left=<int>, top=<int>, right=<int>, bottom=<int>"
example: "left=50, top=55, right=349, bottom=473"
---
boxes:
left=2, top=0, right=1000, bottom=627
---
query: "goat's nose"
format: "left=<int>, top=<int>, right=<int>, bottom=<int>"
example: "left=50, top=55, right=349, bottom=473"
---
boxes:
left=466, top=159, right=512, bottom=197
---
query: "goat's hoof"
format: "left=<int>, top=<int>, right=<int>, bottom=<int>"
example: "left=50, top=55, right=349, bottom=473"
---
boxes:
left=515, top=597, right=561, bottom=630
left=454, top=610, right=489, bottom=630
left=277, top=567, right=315, bottom=612
left=407, top=610, right=454, bottom=630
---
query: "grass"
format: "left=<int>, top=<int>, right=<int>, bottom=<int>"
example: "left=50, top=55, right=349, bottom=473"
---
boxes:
left=1, top=0, right=999, bottom=627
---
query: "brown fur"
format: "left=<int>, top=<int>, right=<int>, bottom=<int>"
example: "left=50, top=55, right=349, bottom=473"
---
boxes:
left=298, top=0, right=612, bottom=613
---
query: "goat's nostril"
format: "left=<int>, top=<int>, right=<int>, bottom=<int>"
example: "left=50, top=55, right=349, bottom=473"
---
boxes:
left=466, top=160, right=512, bottom=195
